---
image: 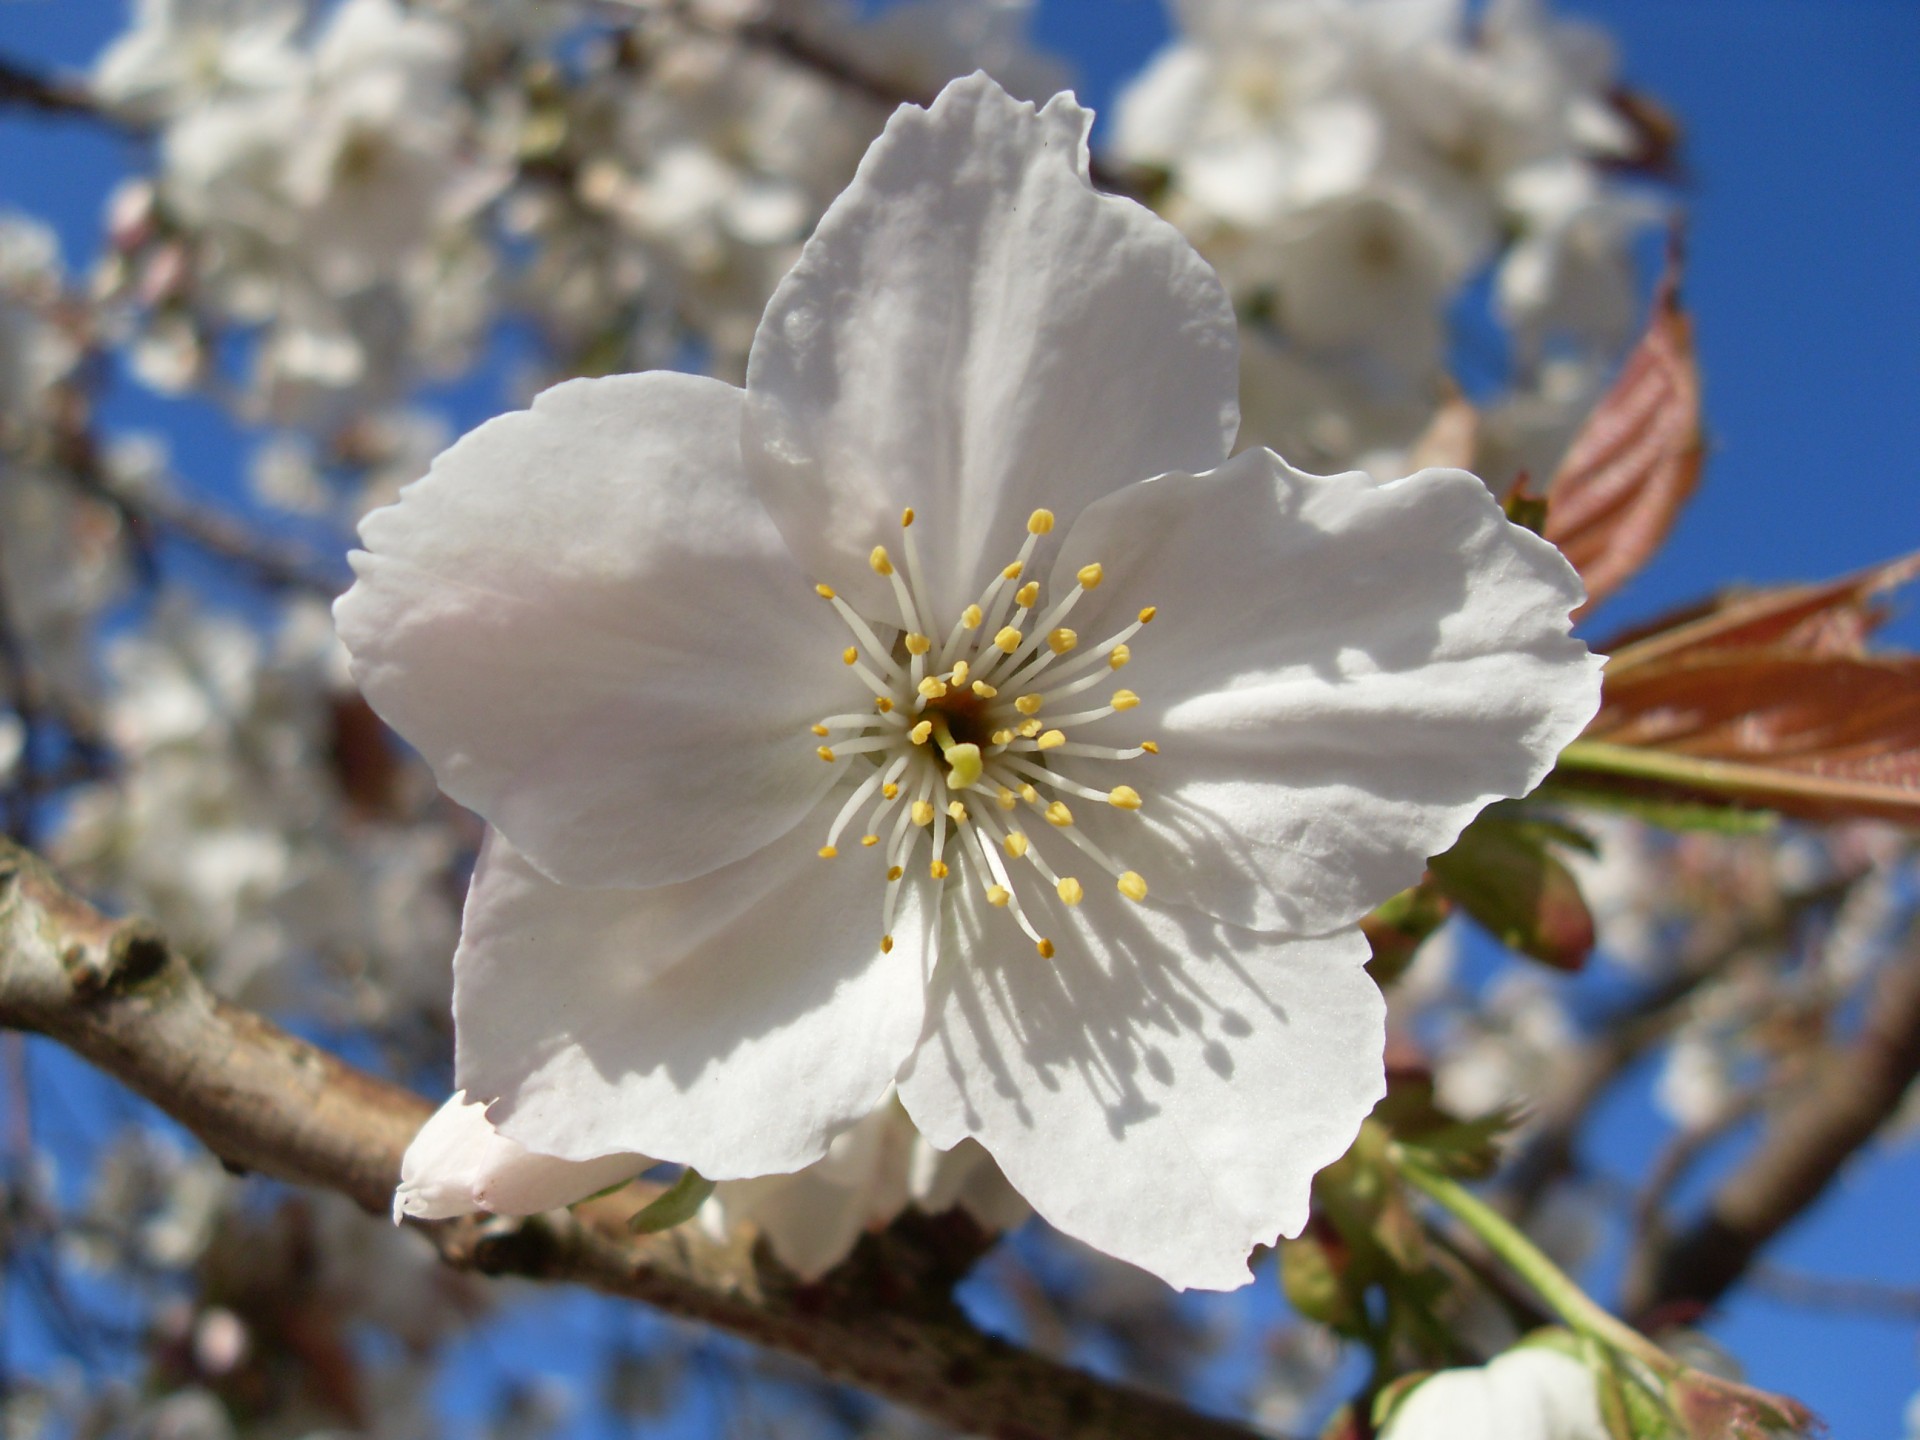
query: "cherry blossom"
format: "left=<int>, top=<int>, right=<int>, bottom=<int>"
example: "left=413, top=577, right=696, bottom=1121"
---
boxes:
left=337, top=73, right=1599, bottom=1289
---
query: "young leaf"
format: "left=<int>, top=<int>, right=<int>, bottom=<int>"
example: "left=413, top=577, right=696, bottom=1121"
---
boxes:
left=628, top=1168, right=716, bottom=1234
left=1429, top=815, right=1596, bottom=970
left=1544, top=267, right=1702, bottom=620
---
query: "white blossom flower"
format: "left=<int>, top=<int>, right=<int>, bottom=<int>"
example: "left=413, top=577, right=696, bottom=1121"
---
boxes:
left=394, top=1091, right=650, bottom=1222
left=1381, top=1345, right=1609, bottom=1440
left=703, top=1091, right=1027, bottom=1281
left=337, top=74, right=1599, bottom=1289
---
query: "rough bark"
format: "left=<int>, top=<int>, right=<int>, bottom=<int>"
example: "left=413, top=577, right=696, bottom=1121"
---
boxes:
left=0, top=839, right=1270, bottom=1440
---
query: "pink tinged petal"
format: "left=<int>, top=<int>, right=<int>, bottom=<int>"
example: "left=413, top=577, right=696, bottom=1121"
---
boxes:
left=743, top=72, right=1239, bottom=622
left=897, top=884, right=1384, bottom=1291
left=392, top=1092, right=648, bottom=1223
left=335, top=371, right=849, bottom=891
left=1051, top=449, right=1603, bottom=937
left=454, top=811, right=932, bottom=1180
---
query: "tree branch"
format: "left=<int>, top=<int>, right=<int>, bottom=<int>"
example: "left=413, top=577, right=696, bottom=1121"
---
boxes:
left=0, top=838, right=1275, bottom=1440
left=0, top=56, right=104, bottom=120
left=1624, top=922, right=1920, bottom=1326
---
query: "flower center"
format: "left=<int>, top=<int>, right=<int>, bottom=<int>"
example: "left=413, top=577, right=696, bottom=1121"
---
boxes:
left=808, top=507, right=1158, bottom=961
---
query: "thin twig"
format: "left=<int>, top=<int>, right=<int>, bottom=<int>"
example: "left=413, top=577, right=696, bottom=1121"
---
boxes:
left=1624, top=920, right=1920, bottom=1325
left=0, top=56, right=101, bottom=120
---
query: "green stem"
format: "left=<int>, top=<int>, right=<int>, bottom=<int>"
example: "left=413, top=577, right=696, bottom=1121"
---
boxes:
left=1393, top=1148, right=1671, bottom=1372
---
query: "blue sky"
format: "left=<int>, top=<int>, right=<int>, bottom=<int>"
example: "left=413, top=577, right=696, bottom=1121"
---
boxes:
left=2, top=0, right=1917, bottom=1433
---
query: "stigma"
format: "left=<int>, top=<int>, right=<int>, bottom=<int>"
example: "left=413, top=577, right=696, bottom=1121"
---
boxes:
left=808, top=506, right=1158, bottom=960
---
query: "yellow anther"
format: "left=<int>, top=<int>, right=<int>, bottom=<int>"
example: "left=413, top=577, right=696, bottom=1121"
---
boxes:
left=876, top=697, right=895, bottom=713
left=880, top=934, right=894, bottom=953
left=861, top=834, right=880, bottom=847
left=1002, top=561, right=1024, bottom=581
left=997, top=786, right=1018, bottom=810
left=919, top=676, right=949, bottom=700
left=1108, top=785, right=1143, bottom=811
left=900, top=506, right=915, bottom=528
left=1057, top=877, right=1085, bottom=906
left=1112, top=689, right=1140, bottom=711
left=1017, top=718, right=1045, bottom=739
left=947, top=800, right=968, bottom=823
left=929, top=859, right=949, bottom=880
left=1014, top=693, right=1044, bottom=716
left=944, top=741, right=983, bottom=790
left=817, top=845, right=838, bottom=859
left=904, top=632, right=933, bottom=655
left=882, top=782, right=901, bottom=800
left=1036, top=729, right=1067, bottom=751
left=1046, top=801, right=1074, bottom=827
left=1047, top=628, right=1078, bottom=655
left=972, top=681, right=999, bottom=699
left=950, top=660, right=970, bottom=686
left=911, top=800, right=935, bottom=826
left=994, top=626, right=1022, bottom=653
left=841, top=646, right=858, bottom=666
left=1076, top=562, right=1104, bottom=590
left=1015, top=580, right=1040, bottom=609
left=811, top=723, right=830, bottom=736
left=887, top=865, right=903, bottom=881
left=1138, top=605, right=1158, bottom=624
left=1027, top=508, right=1055, bottom=535
left=815, top=583, right=836, bottom=600
left=990, top=728, right=1014, bottom=746
left=1019, top=784, right=1039, bottom=803
left=1109, top=644, right=1131, bottom=670
left=817, top=746, right=836, bottom=762
left=1141, top=740, right=1160, bottom=754
left=961, top=603, right=984, bottom=629
left=1117, top=871, right=1149, bottom=902
left=1003, top=832, right=1030, bottom=858
left=910, top=720, right=933, bottom=745
left=1037, top=937, right=1056, bottom=959
left=986, top=884, right=1012, bottom=908
left=870, top=545, right=894, bottom=576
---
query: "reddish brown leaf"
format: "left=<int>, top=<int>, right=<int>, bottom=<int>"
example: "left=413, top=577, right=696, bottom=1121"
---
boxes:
left=1604, top=550, right=1920, bottom=672
left=1582, top=650, right=1920, bottom=823
left=1545, top=268, right=1703, bottom=619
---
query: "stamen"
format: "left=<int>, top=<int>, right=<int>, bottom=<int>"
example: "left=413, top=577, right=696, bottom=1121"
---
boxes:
left=1117, top=871, right=1149, bottom=902
left=994, top=626, right=1022, bottom=653
left=1108, top=785, right=1143, bottom=810
left=1035, top=729, right=1067, bottom=751
left=1045, top=801, right=1074, bottom=827
left=818, top=846, right=837, bottom=859
left=1076, top=562, right=1104, bottom=590
left=1046, top=628, right=1077, bottom=655
left=870, top=546, right=894, bottom=576
left=971, top=680, right=998, bottom=699
left=1027, top=509, right=1055, bottom=535
left=1056, top=877, right=1084, bottom=906
left=1014, top=694, right=1044, bottom=715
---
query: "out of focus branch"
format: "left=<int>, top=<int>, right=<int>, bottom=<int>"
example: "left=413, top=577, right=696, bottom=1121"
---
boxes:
left=0, top=56, right=103, bottom=119
left=659, top=2, right=1142, bottom=196
left=0, top=838, right=1273, bottom=1440
left=1624, top=923, right=1920, bottom=1326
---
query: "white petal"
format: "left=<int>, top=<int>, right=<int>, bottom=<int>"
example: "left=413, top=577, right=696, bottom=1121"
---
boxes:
left=897, top=882, right=1383, bottom=1291
left=336, top=371, right=849, bottom=890
left=743, top=73, right=1239, bottom=623
left=454, top=810, right=931, bottom=1180
left=1383, top=1348, right=1607, bottom=1440
left=393, top=1092, right=648, bottom=1222
left=1052, top=449, right=1601, bottom=936
left=709, top=1102, right=916, bottom=1281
